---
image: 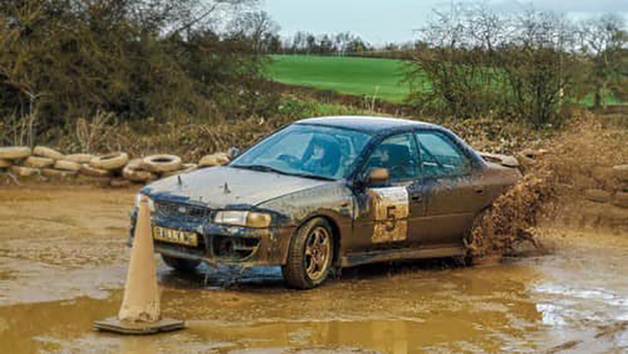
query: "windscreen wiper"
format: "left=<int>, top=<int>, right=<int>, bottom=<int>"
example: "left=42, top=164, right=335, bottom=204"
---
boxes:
left=231, top=164, right=289, bottom=176
left=286, top=172, right=336, bottom=181
left=232, top=165, right=335, bottom=181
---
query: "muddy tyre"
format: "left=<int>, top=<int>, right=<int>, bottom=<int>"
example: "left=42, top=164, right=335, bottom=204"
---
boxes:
left=142, top=154, right=182, bottom=173
left=282, top=217, right=334, bottom=289
left=161, top=254, right=201, bottom=273
left=33, top=146, right=63, bottom=160
left=80, top=164, right=111, bottom=177
left=90, top=152, right=129, bottom=171
left=24, top=156, right=55, bottom=168
left=64, top=153, right=95, bottom=164
left=0, top=146, right=31, bottom=160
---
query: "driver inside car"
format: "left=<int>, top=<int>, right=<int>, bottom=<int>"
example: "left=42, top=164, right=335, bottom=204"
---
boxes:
left=302, top=135, right=341, bottom=177
left=370, top=144, right=414, bottom=180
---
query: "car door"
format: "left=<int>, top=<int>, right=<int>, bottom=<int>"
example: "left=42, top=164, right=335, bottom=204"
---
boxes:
left=413, top=130, right=484, bottom=247
left=352, top=133, right=426, bottom=252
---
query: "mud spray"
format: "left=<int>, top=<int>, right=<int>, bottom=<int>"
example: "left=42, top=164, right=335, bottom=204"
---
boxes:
left=467, top=113, right=628, bottom=259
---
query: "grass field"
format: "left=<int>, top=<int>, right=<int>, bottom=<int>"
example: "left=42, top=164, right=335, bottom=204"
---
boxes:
left=268, top=55, right=411, bottom=103
left=268, top=54, right=622, bottom=107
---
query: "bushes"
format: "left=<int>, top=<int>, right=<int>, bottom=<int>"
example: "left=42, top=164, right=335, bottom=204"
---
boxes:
left=405, top=4, right=626, bottom=128
left=0, top=0, right=280, bottom=146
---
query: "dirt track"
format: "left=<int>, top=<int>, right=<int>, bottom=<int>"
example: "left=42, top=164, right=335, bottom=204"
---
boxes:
left=1, top=184, right=627, bottom=352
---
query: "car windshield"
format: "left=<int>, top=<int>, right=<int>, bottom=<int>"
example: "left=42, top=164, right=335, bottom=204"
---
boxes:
left=230, top=124, right=372, bottom=180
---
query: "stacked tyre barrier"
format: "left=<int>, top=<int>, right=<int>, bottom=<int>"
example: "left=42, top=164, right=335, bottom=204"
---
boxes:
left=582, top=165, right=628, bottom=209
left=0, top=146, right=230, bottom=188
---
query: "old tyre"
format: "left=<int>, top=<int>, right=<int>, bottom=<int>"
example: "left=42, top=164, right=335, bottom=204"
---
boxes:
left=584, top=188, right=612, bottom=203
left=198, top=153, right=230, bottom=167
left=90, top=152, right=129, bottom=171
left=613, top=191, right=628, bottom=209
left=613, top=165, right=628, bottom=182
left=54, top=160, right=82, bottom=171
left=282, top=217, right=334, bottom=289
left=161, top=254, right=201, bottom=273
left=33, top=146, right=64, bottom=160
left=80, top=164, right=111, bottom=177
left=123, top=166, right=156, bottom=182
left=64, top=153, right=95, bottom=163
left=142, top=154, right=182, bottom=173
left=24, top=156, right=55, bottom=168
left=0, top=146, right=31, bottom=160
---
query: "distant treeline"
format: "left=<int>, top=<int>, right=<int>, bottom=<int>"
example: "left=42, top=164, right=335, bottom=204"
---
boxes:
left=266, top=6, right=626, bottom=127
left=1, top=1, right=626, bottom=148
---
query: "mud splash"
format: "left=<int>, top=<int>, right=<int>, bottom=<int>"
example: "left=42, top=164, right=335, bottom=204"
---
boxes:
left=468, top=113, right=628, bottom=258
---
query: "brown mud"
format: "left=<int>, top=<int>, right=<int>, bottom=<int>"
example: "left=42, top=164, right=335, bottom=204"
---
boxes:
left=469, top=115, right=628, bottom=258
left=1, top=114, right=626, bottom=352
left=0, top=182, right=627, bottom=352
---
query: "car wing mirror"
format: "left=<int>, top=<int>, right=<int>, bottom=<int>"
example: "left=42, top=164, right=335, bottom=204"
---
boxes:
left=367, top=168, right=389, bottom=185
left=227, top=146, right=241, bottom=159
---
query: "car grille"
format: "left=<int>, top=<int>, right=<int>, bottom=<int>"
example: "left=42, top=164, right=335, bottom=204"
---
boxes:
left=154, top=200, right=211, bottom=222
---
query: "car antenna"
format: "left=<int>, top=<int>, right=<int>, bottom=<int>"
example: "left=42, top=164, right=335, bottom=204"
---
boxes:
left=223, top=182, right=231, bottom=194
left=177, top=175, right=182, bottom=186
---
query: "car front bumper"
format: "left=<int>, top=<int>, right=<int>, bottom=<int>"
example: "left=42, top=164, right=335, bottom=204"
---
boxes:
left=128, top=208, right=295, bottom=267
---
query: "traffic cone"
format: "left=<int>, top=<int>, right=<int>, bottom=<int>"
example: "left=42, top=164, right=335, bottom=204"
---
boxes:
left=94, top=195, right=185, bottom=334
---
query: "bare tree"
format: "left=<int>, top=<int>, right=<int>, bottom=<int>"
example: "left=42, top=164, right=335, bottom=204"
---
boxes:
left=231, top=10, right=279, bottom=53
left=406, top=2, right=580, bottom=127
left=578, top=14, right=627, bottom=108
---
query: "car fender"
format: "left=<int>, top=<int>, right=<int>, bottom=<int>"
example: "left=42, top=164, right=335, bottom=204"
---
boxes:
left=257, top=182, right=356, bottom=264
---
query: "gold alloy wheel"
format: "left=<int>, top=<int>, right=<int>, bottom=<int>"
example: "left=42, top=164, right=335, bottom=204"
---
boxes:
left=304, top=226, right=332, bottom=281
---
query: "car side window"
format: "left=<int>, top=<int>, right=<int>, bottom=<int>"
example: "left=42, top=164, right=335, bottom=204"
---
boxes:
left=415, top=131, right=470, bottom=178
left=364, top=133, right=417, bottom=182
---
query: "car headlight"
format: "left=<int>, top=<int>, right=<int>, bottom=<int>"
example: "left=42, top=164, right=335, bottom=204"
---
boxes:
left=214, top=210, right=271, bottom=228
left=135, top=193, right=155, bottom=212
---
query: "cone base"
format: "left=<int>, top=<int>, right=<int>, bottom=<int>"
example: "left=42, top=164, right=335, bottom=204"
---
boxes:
left=93, top=317, right=185, bottom=335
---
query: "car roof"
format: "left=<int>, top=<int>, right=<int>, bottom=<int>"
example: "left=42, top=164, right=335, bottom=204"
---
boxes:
left=295, top=116, right=439, bottom=134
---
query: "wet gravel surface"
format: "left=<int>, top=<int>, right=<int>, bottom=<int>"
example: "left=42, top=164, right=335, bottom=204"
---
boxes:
left=0, top=185, right=627, bottom=353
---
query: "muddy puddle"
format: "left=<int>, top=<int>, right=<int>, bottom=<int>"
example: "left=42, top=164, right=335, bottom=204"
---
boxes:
left=1, top=185, right=627, bottom=353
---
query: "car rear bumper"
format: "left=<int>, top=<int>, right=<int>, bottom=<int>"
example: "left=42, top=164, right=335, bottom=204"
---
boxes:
left=128, top=208, right=295, bottom=267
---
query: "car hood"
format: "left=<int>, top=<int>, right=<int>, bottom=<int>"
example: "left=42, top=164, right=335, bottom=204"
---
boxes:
left=142, top=166, right=331, bottom=209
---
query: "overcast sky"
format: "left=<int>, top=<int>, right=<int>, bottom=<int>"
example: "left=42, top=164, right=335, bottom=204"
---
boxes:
left=262, top=0, right=628, bottom=44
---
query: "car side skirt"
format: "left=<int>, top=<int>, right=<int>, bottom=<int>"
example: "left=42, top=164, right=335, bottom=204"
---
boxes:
left=340, top=245, right=466, bottom=268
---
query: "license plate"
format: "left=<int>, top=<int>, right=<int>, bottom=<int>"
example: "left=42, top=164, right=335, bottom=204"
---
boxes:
left=153, top=226, right=198, bottom=247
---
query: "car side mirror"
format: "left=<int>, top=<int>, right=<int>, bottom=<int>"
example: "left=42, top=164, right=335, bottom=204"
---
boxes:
left=367, top=168, right=389, bottom=185
left=227, top=146, right=241, bottom=159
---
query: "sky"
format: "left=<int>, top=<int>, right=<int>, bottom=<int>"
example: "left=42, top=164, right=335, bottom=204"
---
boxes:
left=262, top=0, right=628, bottom=45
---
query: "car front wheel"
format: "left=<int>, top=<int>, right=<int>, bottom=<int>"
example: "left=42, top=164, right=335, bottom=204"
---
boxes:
left=161, top=254, right=201, bottom=273
left=282, top=217, right=334, bottom=289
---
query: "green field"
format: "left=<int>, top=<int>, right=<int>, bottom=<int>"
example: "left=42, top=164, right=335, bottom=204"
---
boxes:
left=268, top=55, right=411, bottom=103
left=268, top=54, right=622, bottom=107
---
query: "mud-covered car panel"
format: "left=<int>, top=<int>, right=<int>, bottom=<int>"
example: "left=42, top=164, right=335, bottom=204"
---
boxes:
left=128, top=116, right=522, bottom=271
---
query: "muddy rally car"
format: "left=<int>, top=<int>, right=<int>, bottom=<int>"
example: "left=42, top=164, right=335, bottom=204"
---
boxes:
left=129, top=116, right=521, bottom=289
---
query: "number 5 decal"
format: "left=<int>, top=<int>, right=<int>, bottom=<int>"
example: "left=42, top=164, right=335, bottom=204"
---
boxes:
left=368, top=187, right=409, bottom=243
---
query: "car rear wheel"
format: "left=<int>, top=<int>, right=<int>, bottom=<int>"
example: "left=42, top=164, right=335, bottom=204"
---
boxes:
left=282, top=217, right=334, bottom=289
left=161, top=254, right=201, bottom=273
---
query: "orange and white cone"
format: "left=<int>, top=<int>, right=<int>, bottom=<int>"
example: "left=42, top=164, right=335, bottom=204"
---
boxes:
left=94, top=195, right=184, bottom=334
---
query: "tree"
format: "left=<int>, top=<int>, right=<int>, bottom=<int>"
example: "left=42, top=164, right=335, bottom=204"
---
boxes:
left=578, top=14, right=627, bottom=108
left=231, top=10, right=280, bottom=54
left=0, top=0, right=279, bottom=141
left=405, top=3, right=581, bottom=127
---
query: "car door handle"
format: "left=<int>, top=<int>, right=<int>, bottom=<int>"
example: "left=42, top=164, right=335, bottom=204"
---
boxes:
left=475, top=188, right=484, bottom=194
